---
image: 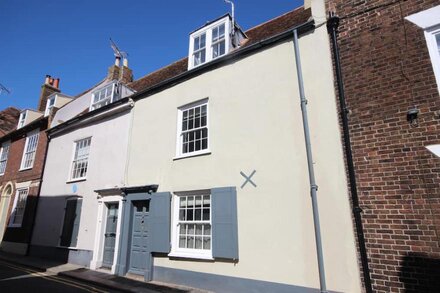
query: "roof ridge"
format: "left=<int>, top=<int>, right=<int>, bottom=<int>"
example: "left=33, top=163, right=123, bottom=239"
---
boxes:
left=244, top=6, right=305, bottom=34
left=129, top=57, right=188, bottom=85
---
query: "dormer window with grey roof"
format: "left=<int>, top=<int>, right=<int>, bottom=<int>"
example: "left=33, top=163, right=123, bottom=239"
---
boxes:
left=188, top=14, right=246, bottom=70
left=90, top=82, right=119, bottom=111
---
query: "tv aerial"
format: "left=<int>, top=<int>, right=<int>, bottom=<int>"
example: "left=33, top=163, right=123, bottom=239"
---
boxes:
left=110, top=38, right=128, bottom=65
left=0, top=83, right=10, bottom=95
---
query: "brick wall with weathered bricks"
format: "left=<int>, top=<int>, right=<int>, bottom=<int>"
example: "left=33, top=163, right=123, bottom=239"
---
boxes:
left=325, top=1, right=440, bottom=292
left=0, top=122, right=48, bottom=244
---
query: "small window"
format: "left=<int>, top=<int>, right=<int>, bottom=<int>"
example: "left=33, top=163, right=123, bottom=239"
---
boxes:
left=9, top=188, right=29, bottom=227
left=90, top=84, right=116, bottom=111
left=0, top=142, right=10, bottom=175
left=193, top=33, right=206, bottom=67
left=212, top=23, right=226, bottom=59
left=17, top=111, right=27, bottom=129
left=172, top=191, right=212, bottom=258
left=70, top=137, right=91, bottom=180
left=20, top=131, right=39, bottom=170
left=176, top=99, right=209, bottom=158
left=45, top=95, right=56, bottom=117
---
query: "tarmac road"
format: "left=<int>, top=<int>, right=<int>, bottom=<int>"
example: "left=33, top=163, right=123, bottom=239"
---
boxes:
left=0, top=260, right=121, bottom=293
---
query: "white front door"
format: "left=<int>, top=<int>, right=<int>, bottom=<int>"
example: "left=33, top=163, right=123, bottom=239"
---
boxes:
left=0, top=185, right=13, bottom=243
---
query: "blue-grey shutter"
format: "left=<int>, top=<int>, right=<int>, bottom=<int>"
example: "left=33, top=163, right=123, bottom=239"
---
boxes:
left=211, top=186, right=238, bottom=260
left=70, top=198, right=82, bottom=247
left=150, top=192, right=171, bottom=253
left=60, top=200, right=76, bottom=247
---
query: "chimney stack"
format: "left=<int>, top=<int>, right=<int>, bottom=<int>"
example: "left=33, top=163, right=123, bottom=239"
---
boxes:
left=38, top=75, right=60, bottom=112
left=107, top=58, right=133, bottom=84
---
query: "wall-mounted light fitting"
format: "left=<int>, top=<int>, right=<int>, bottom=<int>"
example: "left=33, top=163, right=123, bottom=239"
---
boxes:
left=407, top=108, right=419, bottom=126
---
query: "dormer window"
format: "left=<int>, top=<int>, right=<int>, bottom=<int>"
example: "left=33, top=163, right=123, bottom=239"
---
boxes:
left=17, top=111, right=27, bottom=129
left=188, top=14, right=246, bottom=70
left=45, top=95, right=56, bottom=117
left=212, top=23, right=226, bottom=59
left=193, top=34, right=206, bottom=66
left=90, top=83, right=119, bottom=111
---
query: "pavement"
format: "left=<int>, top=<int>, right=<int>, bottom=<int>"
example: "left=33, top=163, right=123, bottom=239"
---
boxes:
left=0, top=251, right=206, bottom=293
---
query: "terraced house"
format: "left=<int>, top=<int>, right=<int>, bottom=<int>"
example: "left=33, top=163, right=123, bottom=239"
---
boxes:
left=24, top=0, right=364, bottom=292
left=0, top=76, right=72, bottom=255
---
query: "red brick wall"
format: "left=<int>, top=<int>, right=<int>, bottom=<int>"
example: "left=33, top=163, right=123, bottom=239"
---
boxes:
left=326, top=1, right=440, bottom=292
left=0, top=120, right=48, bottom=244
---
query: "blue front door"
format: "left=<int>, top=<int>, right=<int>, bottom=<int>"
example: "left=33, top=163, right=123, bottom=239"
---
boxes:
left=128, top=200, right=150, bottom=275
left=102, top=203, right=118, bottom=268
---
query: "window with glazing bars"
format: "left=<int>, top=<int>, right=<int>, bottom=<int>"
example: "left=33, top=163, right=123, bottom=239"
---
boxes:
left=21, top=132, right=39, bottom=170
left=0, top=143, right=10, bottom=174
left=71, top=137, right=91, bottom=180
left=179, top=101, right=208, bottom=155
left=91, top=84, right=114, bottom=110
left=193, top=33, right=206, bottom=67
left=10, top=188, right=28, bottom=227
left=212, top=23, right=225, bottom=59
left=177, top=194, right=211, bottom=251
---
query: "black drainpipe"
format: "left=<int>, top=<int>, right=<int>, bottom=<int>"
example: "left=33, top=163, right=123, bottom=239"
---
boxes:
left=327, top=15, right=373, bottom=293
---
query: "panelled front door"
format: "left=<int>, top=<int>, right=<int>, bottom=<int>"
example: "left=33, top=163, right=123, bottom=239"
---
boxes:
left=128, top=200, right=150, bottom=275
left=102, top=203, right=118, bottom=268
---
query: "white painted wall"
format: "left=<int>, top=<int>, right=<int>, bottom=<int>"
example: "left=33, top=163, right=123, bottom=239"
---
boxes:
left=31, top=105, right=133, bottom=252
left=51, top=80, right=134, bottom=127
left=126, top=25, right=361, bottom=292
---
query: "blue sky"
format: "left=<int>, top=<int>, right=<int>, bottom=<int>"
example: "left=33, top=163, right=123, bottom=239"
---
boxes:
left=0, top=0, right=303, bottom=110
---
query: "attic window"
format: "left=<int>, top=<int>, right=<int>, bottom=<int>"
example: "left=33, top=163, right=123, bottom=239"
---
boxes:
left=212, top=23, right=226, bottom=59
left=90, top=83, right=118, bottom=111
left=17, top=111, right=27, bottom=129
left=193, top=34, right=206, bottom=66
left=188, top=16, right=232, bottom=70
left=45, top=95, right=56, bottom=117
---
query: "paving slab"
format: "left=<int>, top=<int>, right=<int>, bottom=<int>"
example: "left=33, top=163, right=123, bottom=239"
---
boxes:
left=59, top=268, right=189, bottom=293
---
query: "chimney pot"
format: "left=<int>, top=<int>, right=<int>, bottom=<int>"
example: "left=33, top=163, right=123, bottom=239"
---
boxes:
left=45, top=75, right=51, bottom=84
left=53, top=78, right=60, bottom=89
left=123, top=58, right=128, bottom=67
left=115, top=56, right=121, bottom=66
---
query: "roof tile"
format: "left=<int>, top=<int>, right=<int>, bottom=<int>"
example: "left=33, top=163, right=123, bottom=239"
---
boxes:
left=129, top=7, right=311, bottom=92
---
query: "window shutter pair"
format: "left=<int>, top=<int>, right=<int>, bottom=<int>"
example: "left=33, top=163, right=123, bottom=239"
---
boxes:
left=150, top=187, right=238, bottom=260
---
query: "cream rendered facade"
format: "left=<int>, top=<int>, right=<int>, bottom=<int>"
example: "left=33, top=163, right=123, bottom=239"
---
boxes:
left=125, top=12, right=361, bottom=293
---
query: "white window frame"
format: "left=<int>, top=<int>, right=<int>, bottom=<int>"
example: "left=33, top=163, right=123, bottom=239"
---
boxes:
left=192, top=32, right=206, bottom=67
left=188, top=17, right=231, bottom=69
left=406, top=5, right=440, bottom=94
left=169, top=190, right=213, bottom=260
left=211, top=23, right=226, bottom=60
left=8, top=187, right=29, bottom=228
left=20, top=130, right=39, bottom=171
left=425, top=26, right=440, bottom=93
left=175, top=98, right=210, bottom=159
left=0, top=141, right=11, bottom=175
left=17, top=111, right=27, bottom=129
left=44, top=95, right=57, bottom=117
left=68, top=137, right=92, bottom=182
left=90, top=83, right=117, bottom=111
